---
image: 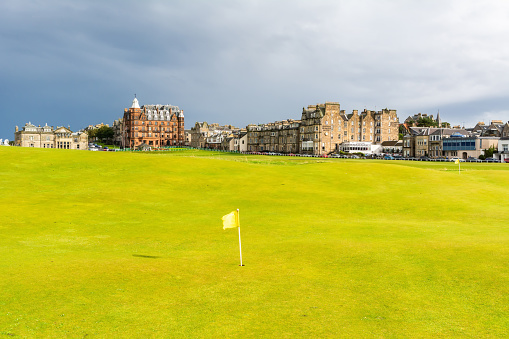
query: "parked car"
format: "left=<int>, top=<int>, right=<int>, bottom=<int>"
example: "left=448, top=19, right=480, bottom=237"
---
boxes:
left=484, top=158, right=500, bottom=163
left=384, top=155, right=395, bottom=160
left=466, top=157, right=480, bottom=162
left=504, top=158, right=509, bottom=163
left=450, top=157, right=465, bottom=162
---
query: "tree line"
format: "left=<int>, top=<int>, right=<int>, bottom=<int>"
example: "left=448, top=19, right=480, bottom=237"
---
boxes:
left=87, top=126, right=114, bottom=143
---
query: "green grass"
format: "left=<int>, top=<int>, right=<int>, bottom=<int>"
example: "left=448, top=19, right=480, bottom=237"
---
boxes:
left=0, top=147, right=508, bottom=338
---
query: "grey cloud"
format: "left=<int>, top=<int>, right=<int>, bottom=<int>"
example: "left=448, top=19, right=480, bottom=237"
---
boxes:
left=1, top=0, right=509, bottom=139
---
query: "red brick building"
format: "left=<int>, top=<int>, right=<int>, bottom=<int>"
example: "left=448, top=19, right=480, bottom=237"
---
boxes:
left=123, top=96, right=185, bottom=149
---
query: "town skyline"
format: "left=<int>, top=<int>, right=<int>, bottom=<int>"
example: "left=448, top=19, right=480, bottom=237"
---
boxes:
left=2, top=0, right=509, bottom=139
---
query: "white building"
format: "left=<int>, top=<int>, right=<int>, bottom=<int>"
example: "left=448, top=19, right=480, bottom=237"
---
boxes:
left=340, top=141, right=382, bottom=155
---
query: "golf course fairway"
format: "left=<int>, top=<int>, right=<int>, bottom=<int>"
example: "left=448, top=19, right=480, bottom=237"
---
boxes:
left=1, top=147, right=508, bottom=338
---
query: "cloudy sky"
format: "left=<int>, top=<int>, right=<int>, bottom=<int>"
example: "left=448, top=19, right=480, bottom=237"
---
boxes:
left=2, top=0, right=509, bottom=139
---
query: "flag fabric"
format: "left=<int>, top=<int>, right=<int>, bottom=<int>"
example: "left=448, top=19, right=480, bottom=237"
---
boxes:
left=222, top=210, right=240, bottom=230
left=455, top=159, right=460, bottom=164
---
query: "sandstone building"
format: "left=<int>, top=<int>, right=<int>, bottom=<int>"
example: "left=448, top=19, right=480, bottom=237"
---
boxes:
left=123, top=97, right=185, bottom=149
left=190, top=122, right=241, bottom=149
left=14, top=122, right=88, bottom=150
left=246, top=102, right=399, bottom=155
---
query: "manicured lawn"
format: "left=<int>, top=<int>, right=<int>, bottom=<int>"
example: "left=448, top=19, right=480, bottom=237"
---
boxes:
left=0, top=147, right=508, bottom=337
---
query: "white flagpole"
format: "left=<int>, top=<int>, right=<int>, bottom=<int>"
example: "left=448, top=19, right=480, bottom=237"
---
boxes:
left=237, top=209, right=243, bottom=266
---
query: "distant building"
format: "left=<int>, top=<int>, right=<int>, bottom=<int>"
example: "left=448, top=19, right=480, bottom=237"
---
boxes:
left=221, top=131, right=248, bottom=152
left=247, top=119, right=300, bottom=153
left=246, top=102, right=399, bottom=155
left=14, top=122, right=88, bottom=150
left=184, top=130, right=192, bottom=146
left=300, top=102, right=342, bottom=155
left=381, top=140, right=403, bottom=154
left=403, top=127, right=469, bottom=158
left=442, top=135, right=499, bottom=159
left=402, top=126, right=500, bottom=159
left=471, top=121, right=505, bottom=137
left=497, top=137, right=509, bottom=162
left=111, top=118, right=124, bottom=146
left=190, top=122, right=241, bottom=149
left=123, top=96, right=185, bottom=149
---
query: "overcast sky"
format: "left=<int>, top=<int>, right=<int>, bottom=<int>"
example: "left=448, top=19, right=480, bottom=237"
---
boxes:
left=2, top=0, right=509, bottom=139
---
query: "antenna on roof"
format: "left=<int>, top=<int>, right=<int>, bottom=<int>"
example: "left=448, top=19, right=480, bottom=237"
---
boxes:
left=134, top=93, right=136, bottom=98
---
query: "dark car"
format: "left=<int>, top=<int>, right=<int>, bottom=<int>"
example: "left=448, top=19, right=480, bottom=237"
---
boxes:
left=485, top=158, right=500, bottom=163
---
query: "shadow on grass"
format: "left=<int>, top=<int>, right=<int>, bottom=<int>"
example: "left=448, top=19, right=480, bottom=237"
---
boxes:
left=132, top=254, right=161, bottom=259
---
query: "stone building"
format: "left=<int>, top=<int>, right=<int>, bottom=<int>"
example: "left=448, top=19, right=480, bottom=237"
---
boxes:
left=111, top=118, right=124, bottom=146
left=443, top=135, right=499, bottom=159
left=300, top=102, right=342, bottom=155
left=123, top=96, right=185, bottom=149
left=246, top=102, right=399, bottom=155
left=403, top=127, right=470, bottom=158
left=471, top=121, right=505, bottom=137
left=14, top=122, right=88, bottom=150
left=247, top=119, right=300, bottom=153
left=190, top=122, right=241, bottom=149
left=221, top=131, right=248, bottom=152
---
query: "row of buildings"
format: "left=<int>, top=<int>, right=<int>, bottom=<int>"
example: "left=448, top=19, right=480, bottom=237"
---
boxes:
left=13, top=97, right=187, bottom=150
left=402, top=120, right=509, bottom=160
left=12, top=96, right=509, bottom=161
left=14, top=123, right=89, bottom=149
left=191, top=102, right=400, bottom=156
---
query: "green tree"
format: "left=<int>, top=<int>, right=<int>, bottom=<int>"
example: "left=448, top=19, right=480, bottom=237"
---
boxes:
left=416, top=117, right=438, bottom=127
left=95, top=126, right=114, bottom=143
left=484, top=145, right=496, bottom=158
left=87, top=128, right=97, bottom=139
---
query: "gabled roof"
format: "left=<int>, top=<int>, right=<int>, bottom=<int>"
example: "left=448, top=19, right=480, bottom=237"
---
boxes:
left=55, top=126, right=72, bottom=133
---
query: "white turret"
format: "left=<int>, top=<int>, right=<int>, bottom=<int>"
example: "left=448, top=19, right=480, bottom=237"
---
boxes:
left=131, top=96, right=140, bottom=109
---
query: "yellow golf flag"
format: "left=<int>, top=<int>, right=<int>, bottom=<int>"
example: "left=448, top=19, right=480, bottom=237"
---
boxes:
left=222, top=210, right=240, bottom=230
left=455, top=159, right=460, bottom=164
